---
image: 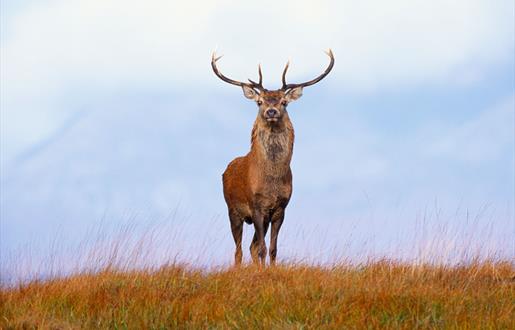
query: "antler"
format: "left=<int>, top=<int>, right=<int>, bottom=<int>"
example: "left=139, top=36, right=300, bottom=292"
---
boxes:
left=281, top=49, right=335, bottom=91
left=211, top=52, right=265, bottom=92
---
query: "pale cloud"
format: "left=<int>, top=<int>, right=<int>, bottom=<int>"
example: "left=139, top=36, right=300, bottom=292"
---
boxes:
left=425, top=95, right=514, bottom=163
left=2, top=0, right=513, bottom=91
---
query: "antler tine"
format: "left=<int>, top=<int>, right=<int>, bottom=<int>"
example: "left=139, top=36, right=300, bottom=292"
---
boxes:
left=281, top=61, right=290, bottom=90
left=258, top=64, right=263, bottom=86
left=247, top=64, right=265, bottom=90
left=282, top=49, right=335, bottom=91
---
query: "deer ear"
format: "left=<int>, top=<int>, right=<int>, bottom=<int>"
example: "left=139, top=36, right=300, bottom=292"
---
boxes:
left=285, top=87, right=303, bottom=102
left=242, top=86, right=258, bottom=100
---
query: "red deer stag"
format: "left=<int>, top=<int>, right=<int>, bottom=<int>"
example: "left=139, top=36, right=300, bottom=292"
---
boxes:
left=211, top=50, right=334, bottom=265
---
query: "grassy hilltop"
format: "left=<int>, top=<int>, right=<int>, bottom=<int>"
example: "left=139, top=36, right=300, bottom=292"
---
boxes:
left=2, top=261, right=514, bottom=329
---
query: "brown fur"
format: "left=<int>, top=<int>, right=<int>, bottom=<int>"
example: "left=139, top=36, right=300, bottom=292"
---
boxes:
left=223, top=90, right=295, bottom=265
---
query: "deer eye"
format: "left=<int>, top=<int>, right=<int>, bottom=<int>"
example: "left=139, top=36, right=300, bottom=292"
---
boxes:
left=281, top=101, right=288, bottom=106
left=257, top=101, right=263, bottom=106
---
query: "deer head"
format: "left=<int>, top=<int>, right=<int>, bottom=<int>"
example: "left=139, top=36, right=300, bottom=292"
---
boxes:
left=211, top=50, right=334, bottom=125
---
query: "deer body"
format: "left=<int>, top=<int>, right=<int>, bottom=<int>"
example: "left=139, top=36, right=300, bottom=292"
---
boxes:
left=223, top=103, right=294, bottom=264
left=224, top=117, right=294, bottom=215
left=212, top=50, right=334, bottom=265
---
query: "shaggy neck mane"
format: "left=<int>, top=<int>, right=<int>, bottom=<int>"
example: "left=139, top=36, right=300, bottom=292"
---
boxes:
left=250, top=119, right=295, bottom=169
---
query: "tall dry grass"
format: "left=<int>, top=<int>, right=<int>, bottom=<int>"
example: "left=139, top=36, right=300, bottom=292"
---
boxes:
left=1, top=261, right=513, bottom=329
left=1, top=210, right=513, bottom=329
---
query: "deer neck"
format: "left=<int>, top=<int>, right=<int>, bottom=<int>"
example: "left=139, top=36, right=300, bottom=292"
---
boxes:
left=250, top=117, right=294, bottom=174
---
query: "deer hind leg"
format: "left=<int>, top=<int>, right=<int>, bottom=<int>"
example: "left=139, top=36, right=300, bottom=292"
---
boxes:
left=229, top=209, right=243, bottom=266
left=250, top=211, right=269, bottom=265
left=269, top=208, right=285, bottom=265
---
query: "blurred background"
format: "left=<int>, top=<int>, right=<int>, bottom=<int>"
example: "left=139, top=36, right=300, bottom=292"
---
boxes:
left=1, top=1, right=514, bottom=274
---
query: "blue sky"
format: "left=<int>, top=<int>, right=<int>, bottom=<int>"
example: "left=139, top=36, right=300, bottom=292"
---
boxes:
left=1, top=1, right=514, bottom=275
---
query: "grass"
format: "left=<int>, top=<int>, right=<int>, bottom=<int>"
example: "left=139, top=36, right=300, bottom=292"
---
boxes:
left=2, top=260, right=514, bottom=329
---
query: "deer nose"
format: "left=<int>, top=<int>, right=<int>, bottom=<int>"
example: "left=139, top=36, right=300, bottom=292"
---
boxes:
left=266, top=109, right=278, bottom=117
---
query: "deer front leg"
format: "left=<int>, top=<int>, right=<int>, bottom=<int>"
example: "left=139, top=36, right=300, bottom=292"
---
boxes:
left=229, top=209, right=243, bottom=266
left=250, top=219, right=269, bottom=264
left=250, top=209, right=268, bottom=265
left=269, top=208, right=285, bottom=265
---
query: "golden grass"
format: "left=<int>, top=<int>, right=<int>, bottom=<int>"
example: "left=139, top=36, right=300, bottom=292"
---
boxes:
left=2, top=260, right=514, bottom=329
